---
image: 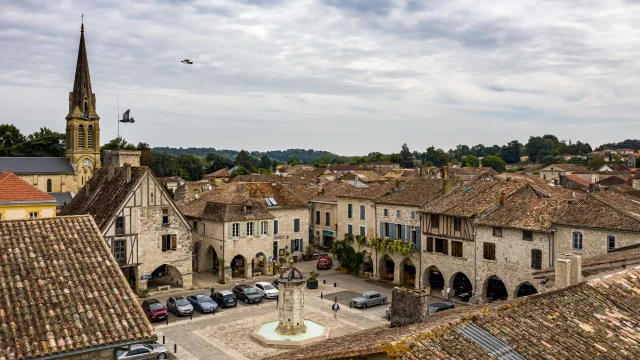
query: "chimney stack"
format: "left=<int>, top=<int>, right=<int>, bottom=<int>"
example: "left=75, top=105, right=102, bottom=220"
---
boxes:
left=441, top=166, right=449, bottom=180
left=125, top=164, right=132, bottom=183
left=555, top=254, right=583, bottom=289
left=500, top=192, right=506, bottom=206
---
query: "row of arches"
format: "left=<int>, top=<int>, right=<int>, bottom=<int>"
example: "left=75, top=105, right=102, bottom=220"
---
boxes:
left=203, top=246, right=270, bottom=280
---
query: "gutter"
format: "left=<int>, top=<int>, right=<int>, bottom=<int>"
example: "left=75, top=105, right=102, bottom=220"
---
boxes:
left=34, top=337, right=156, bottom=360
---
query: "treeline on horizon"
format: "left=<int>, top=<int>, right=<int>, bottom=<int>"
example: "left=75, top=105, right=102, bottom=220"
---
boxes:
left=1, top=124, right=639, bottom=182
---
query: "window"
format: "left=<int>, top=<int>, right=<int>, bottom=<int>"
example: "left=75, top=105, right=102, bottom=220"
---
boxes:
left=396, top=210, right=401, bottom=218
left=294, top=218, right=300, bottom=232
left=411, top=226, right=417, bottom=244
left=348, top=204, right=353, bottom=219
left=430, top=214, right=439, bottom=229
left=114, top=239, right=126, bottom=265
left=347, top=224, right=353, bottom=235
left=202, top=222, right=206, bottom=235
left=162, top=208, right=169, bottom=225
left=291, top=239, right=302, bottom=252
left=572, top=232, right=583, bottom=250
left=46, top=179, right=52, bottom=192
left=315, top=211, right=320, bottom=225
left=247, top=222, right=254, bottom=236
left=161, top=234, right=177, bottom=251
left=87, top=125, right=93, bottom=148
left=232, top=223, right=240, bottom=237
left=607, top=235, right=615, bottom=250
left=410, top=211, right=416, bottom=220
left=523, top=231, right=533, bottom=241
left=78, top=124, right=84, bottom=148
left=451, top=241, right=463, bottom=257
left=115, top=216, right=125, bottom=235
left=483, top=243, right=496, bottom=260
left=492, top=227, right=503, bottom=237
left=325, top=212, right=330, bottom=226
left=384, top=208, right=388, bottom=216
left=531, top=249, right=542, bottom=270
left=396, top=224, right=403, bottom=239
left=360, top=226, right=365, bottom=237
left=192, top=221, right=198, bottom=232
left=426, top=237, right=434, bottom=252
left=384, top=223, right=390, bottom=238
left=29, top=212, right=38, bottom=219
left=360, top=205, right=366, bottom=220
left=261, top=221, right=268, bottom=235
left=454, top=218, right=461, bottom=232
left=434, top=238, right=448, bottom=254
left=274, top=220, right=279, bottom=235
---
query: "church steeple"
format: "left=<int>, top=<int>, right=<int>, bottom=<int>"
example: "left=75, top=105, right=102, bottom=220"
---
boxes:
left=67, top=22, right=99, bottom=120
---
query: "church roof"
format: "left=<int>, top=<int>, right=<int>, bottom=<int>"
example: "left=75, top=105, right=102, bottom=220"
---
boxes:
left=67, top=23, right=99, bottom=120
left=0, top=157, right=74, bottom=175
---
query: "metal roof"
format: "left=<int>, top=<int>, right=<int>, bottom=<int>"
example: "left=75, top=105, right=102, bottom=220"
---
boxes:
left=50, top=192, right=74, bottom=208
left=0, top=157, right=74, bottom=174
left=457, top=323, right=526, bottom=360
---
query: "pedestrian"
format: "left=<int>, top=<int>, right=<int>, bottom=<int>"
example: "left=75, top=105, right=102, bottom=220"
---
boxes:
left=332, top=302, right=340, bottom=319
left=235, top=280, right=239, bottom=286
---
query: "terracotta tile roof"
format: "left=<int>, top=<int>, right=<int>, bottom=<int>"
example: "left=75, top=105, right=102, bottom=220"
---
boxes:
left=0, top=172, right=56, bottom=203
left=0, top=216, right=155, bottom=359
left=336, top=181, right=394, bottom=200
left=200, top=201, right=275, bottom=222
left=276, top=267, right=640, bottom=360
left=597, top=175, right=629, bottom=186
left=495, top=173, right=574, bottom=199
left=301, top=182, right=353, bottom=203
left=228, top=174, right=316, bottom=186
left=175, top=181, right=212, bottom=201
left=330, top=164, right=370, bottom=171
left=477, top=197, right=569, bottom=232
left=352, top=171, right=384, bottom=182
left=204, top=168, right=230, bottom=178
left=419, top=179, right=530, bottom=217
left=554, top=192, right=640, bottom=232
left=375, top=178, right=449, bottom=207
left=543, top=164, right=588, bottom=172
left=59, top=167, right=148, bottom=230
left=561, top=174, right=592, bottom=188
left=449, top=167, right=498, bottom=176
left=157, top=176, right=184, bottom=183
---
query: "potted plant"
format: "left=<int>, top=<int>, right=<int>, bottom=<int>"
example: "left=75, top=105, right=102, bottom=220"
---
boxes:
left=307, top=270, right=320, bottom=289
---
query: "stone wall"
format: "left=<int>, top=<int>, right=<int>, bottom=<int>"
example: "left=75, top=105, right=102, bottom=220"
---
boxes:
left=103, top=150, right=141, bottom=167
left=421, top=242, right=475, bottom=297
left=62, top=348, right=116, bottom=359
left=390, top=287, right=429, bottom=327
left=310, top=201, right=338, bottom=245
left=17, top=173, right=77, bottom=193
left=337, top=198, right=377, bottom=240
left=555, top=225, right=640, bottom=259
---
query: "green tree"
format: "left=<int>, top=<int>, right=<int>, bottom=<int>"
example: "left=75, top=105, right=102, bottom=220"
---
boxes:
left=150, top=151, right=180, bottom=177
left=422, top=146, right=449, bottom=167
left=137, top=142, right=155, bottom=167
left=177, top=154, right=204, bottom=181
left=462, top=155, right=479, bottom=167
left=400, top=143, right=412, bottom=168
left=258, top=155, right=272, bottom=170
left=0, top=124, right=25, bottom=156
left=587, top=157, right=606, bottom=170
left=235, top=150, right=254, bottom=169
left=541, top=155, right=555, bottom=166
left=482, top=155, right=506, bottom=172
left=288, top=155, right=300, bottom=166
left=15, top=128, right=65, bottom=157
left=206, top=153, right=234, bottom=173
left=230, top=166, right=250, bottom=178
left=499, top=140, right=521, bottom=164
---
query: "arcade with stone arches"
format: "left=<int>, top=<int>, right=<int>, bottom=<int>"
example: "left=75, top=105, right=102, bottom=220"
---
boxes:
left=399, top=257, right=417, bottom=287
left=449, top=271, right=473, bottom=302
left=145, top=264, right=185, bottom=291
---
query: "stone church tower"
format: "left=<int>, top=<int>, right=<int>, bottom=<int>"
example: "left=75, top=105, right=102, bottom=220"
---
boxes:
left=66, top=22, right=101, bottom=187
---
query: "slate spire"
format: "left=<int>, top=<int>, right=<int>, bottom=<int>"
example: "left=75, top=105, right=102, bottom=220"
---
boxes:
left=67, top=21, right=98, bottom=120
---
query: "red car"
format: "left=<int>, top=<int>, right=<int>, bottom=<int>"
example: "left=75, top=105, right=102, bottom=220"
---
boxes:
left=317, top=256, right=333, bottom=270
left=141, top=299, right=168, bottom=322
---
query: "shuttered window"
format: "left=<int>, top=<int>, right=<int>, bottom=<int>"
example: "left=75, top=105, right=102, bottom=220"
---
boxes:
left=523, top=231, right=533, bottom=241
left=161, top=234, right=176, bottom=251
left=347, top=224, right=353, bottom=235
left=294, top=218, right=301, bottom=232
left=325, top=212, right=330, bottom=226
left=315, top=211, right=320, bottom=224
left=396, top=224, right=403, bottom=239
left=360, top=205, right=366, bottom=220
left=232, top=223, right=239, bottom=237
left=360, top=226, right=365, bottom=237
left=274, top=220, right=279, bottom=235
left=247, top=222, right=254, bottom=236
left=435, top=238, right=447, bottom=254
left=493, top=227, right=502, bottom=237
left=426, top=237, right=434, bottom=252
left=348, top=204, right=353, bottom=218
left=430, top=214, right=439, bottom=229
left=454, top=218, right=461, bottom=232
left=451, top=241, right=463, bottom=257
left=483, top=243, right=496, bottom=260
left=531, top=249, right=542, bottom=270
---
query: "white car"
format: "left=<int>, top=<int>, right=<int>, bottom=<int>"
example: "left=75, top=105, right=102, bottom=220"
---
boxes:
left=254, top=281, right=279, bottom=299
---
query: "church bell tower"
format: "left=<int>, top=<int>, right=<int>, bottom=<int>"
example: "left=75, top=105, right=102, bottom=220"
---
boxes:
left=66, top=21, right=101, bottom=186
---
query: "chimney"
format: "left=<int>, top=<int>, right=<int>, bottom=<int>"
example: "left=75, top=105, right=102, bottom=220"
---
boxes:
left=555, top=254, right=582, bottom=289
left=443, top=179, right=453, bottom=195
left=588, top=183, right=595, bottom=192
left=500, top=192, right=506, bottom=206
left=125, top=164, right=132, bottom=183
left=441, top=166, right=449, bottom=180
left=389, top=287, right=429, bottom=327
left=107, top=165, right=115, bottom=181
left=85, top=183, right=90, bottom=197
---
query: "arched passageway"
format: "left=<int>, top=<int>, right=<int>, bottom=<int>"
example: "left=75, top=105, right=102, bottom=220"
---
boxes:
left=450, top=272, right=473, bottom=302
left=425, top=266, right=444, bottom=293
left=400, top=258, right=416, bottom=287
left=484, top=275, right=508, bottom=302
left=516, top=282, right=538, bottom=298
left=231, top=255, right=247, bottom=278
left=379, top=255, right=395, bottom=281
left=148, top=264, right=183, bottom=289
left=361, top=251, right=374, bottom=274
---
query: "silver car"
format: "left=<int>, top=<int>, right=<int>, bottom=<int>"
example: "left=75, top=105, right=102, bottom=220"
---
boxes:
left=254, top=281, right=279, bottom=299
left=118, top=344, right=169, bottom=359
left=166, top=296, right=193, bottom=316
left=350, top=291, right=387, bottom=308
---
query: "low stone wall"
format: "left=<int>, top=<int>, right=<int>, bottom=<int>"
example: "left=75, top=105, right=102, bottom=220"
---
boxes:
left=390, top=287, right=429, bottom=327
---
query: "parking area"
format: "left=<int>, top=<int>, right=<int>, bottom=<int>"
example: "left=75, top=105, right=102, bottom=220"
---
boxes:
left=142, top=258, right=465, bottom=359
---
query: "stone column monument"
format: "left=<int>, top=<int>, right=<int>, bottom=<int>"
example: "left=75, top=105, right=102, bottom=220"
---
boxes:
left=276, top=260, right=307, bottom=335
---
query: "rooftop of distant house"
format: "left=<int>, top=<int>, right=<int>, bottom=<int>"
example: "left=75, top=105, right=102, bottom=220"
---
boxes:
left=336, top=180, right=394, bottom=200
left=477, top=197, right=569, bottom=232
left=204, top=168, right=231, bottom=178
left=375, top=178, right=449, bottom=207
left=554, top=191, right=640, bottom=232
left=0, top=171, right=57, bottom=204
left=330, top=163, right=371, bottom=171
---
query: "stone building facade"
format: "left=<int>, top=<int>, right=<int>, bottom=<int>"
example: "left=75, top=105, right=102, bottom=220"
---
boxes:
left=60, top=152, right=193, bottom=294
left=554, top=226, right=639, bottom=259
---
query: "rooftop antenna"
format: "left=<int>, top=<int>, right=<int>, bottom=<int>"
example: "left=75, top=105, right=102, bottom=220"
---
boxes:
left=117, top=98, right=120, bottom=149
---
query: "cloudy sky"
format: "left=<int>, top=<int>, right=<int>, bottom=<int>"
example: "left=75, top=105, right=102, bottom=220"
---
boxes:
left=1, top=0, right=639, bottom=155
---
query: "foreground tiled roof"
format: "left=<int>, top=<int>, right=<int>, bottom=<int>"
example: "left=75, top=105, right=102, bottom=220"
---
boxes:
left=275, top=267, right=640, bottom=360
left=419, top=179, right=529, bottom=217
left=375, top=178, right=448, bottom=206
left=0, top=216, right=155, bottom=359
left=477, top=197, right=568, bottom=232
left=0, top=172, right=56, bottom=203
left=59, top=167, right=147, bottom=230
left=554, top=192, right=640, bottom=232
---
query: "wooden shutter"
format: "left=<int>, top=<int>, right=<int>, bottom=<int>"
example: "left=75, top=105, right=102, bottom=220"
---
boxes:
left=240, top=223, right=247, bottom=238
left=171, top=234, right=177, bottom=250
left=532, top=249, right=542, bottom=270
left=427, top=237, right=433, bottom=252
left=228, top=223, right=233, bottom=237
left=266, top=221, right=271, bottom=236
left=290, top=239, right=295, bottom=252
left=442, top=239, right=448, bottom=255
left=379, top=222, right=384, bottom=238
left=416, top=228, right=421, bottom=250
left=405, top=225, right=410, bottom=242
left=274, top=220, right=278, bottom=235
left=390, top=223, right=396, bottom=239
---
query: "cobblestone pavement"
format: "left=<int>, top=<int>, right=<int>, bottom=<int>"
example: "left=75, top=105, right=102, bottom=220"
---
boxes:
left=145, top=258, right=467, bottom=359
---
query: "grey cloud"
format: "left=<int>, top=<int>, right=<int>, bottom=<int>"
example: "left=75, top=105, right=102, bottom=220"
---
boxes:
left=323, top=0, right=397, bottom=16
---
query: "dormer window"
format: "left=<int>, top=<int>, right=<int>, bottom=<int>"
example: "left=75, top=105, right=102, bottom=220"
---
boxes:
left=245, top=205, right=252, bottom=214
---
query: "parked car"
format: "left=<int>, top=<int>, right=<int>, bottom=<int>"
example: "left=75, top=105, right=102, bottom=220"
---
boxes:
left=186, top=294, right=218, bottom=313
left=428, top=300, right=455, bottom=315
left=316, top=256, right=333, bottom=270
left=166, top=296, right=193, bottom=316
left=254, top=281, right=279, bottom=299
left=350, top=291, right=387, bottom=308
left=233, top=284, right=263, bottom=304
left=213, top=290, right=238, bottom=308
left=141, top=299, right=168, bottom=322
left=118, top=344, right=170, bottom=359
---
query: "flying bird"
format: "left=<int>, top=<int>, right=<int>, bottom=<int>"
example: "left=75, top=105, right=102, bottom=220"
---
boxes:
left=181, top=59, right=193, bottom=64
left=119, top=109, right=135, bottom=123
